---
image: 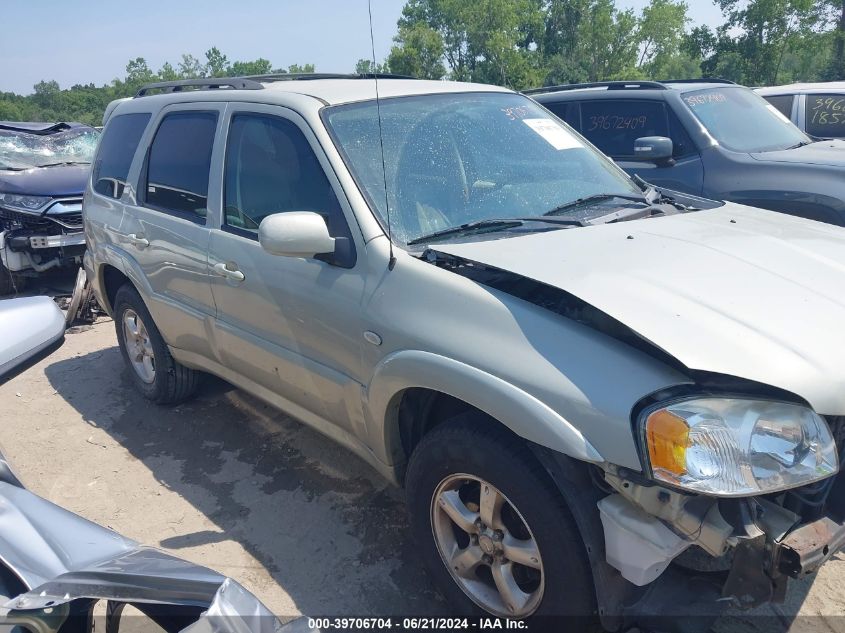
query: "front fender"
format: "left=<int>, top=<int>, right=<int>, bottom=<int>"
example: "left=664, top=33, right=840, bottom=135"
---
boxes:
left=364, top=349, right=604, bottom=468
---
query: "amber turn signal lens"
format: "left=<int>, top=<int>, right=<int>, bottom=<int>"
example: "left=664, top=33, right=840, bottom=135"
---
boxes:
left=645, top=409, right=690, bottom=476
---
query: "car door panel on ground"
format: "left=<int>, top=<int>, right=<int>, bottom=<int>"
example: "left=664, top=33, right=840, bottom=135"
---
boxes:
left=207, top=106, right=365, bottom=433
left=116, top=104, right=224, bottom=359
left=553, top=99, right=705, bottom=195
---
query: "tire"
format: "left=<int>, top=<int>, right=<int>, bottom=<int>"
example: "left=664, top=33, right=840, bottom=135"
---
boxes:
left=113, top=284, right=199, bottom=404
left=0, top=260, right=26, bottom=296
left=406, top=415, right=597, bottom=623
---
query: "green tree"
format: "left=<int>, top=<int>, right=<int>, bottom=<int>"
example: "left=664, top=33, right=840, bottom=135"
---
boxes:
left=387, top=23, right=447, bottom=79
left=286, top=63, right=316, bottom=74
left=178, top=54, right=205, bottom=78
left=229, top=58, right=273, bottom=76
left=637, top=0, right=691, bottom=78
left=355, top=58, right=391, bottom=74
left=205, top=47, right=230, bottom=77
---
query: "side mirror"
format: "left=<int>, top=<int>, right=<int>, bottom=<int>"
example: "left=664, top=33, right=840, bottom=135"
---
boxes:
left=258, top=212, right=335, bottom=259
left=0, top=296, right=66, bottom=384
left=634, top=136, right=674, bottom=164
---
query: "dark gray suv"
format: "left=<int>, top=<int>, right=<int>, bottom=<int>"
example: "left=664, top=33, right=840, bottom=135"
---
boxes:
left=531, top=80, right=845, bottom=226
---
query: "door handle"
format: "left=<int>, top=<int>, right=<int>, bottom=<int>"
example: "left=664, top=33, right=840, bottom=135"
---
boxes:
left=126, top=233, right=150, bottom=248
left=213, top=261, right=245, bottom=282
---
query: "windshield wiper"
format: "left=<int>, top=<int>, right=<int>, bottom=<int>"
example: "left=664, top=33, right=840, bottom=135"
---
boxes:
left=544, top=193, right=649, bottom=217
left=407, top=219, right=525, bottom=245
left=36, top=161, right=91, bottom=168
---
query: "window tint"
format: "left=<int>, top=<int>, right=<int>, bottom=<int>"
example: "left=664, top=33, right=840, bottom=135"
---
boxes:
left=144, top=112, right=217, bottom=220
left=667, top=109, right=696, bottom=158
left=806, top=94, right=845, bottom=138
left=578, top=100, right=669, bottom=158
left=544, top=101, right=580, bottom=129
left=223, top=114, right=347, bottom=238
left=92, top=113, right=150, bottom=199
left=763, top=94, right=795, bottom=119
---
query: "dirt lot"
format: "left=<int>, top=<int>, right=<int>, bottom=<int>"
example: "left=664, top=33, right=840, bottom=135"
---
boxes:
left=2, top=316, right=844, bottom=631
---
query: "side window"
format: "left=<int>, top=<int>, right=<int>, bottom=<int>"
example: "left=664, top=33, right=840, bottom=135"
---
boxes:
left=223, top=113, right=348, bottom=239
left=667, top=108, right=697, bottom=158
left=763, top=94, right=795, bottom=119
left=578, top=100, right=669, bottom=158
left=92, top=113, right=150, bottom=199
left=806, top=94, right=845, bottom=138
left=144, top=111, right=217, bottom=221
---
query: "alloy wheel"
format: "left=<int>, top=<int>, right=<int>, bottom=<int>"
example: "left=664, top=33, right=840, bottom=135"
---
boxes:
left=122, top=309, right=156, bottom=384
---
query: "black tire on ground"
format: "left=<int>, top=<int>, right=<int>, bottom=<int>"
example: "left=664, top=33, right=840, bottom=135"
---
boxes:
left=113, top=283, right=200, bottom=404
left=405, top=415, right=597, bottom=622
left=0, top=260, right=26, bottom=296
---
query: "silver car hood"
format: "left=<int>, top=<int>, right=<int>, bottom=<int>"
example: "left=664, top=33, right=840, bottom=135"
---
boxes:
left=434, top=203, right=845, bottom=414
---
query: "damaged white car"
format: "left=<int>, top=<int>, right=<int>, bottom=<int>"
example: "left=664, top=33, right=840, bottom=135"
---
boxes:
left=83, top=76, right=845, bottom=630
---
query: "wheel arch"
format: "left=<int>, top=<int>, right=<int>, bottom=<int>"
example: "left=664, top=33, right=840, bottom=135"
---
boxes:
left=365, top=350, right=603, bottom=476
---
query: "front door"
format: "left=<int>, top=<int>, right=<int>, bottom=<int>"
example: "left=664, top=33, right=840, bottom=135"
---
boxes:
left=207, top=105, right=366, bottom=435
left=577, top=99, right=704, bottom=195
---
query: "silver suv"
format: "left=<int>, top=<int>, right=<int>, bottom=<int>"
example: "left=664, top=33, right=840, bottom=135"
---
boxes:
left=84, top=75, right=845, bottom=629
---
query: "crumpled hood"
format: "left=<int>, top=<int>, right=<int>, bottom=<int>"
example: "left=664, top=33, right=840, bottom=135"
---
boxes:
left=751, top=139, right=845, bottom=167
left=0, top=164, right=89, bottom=197
left=434, top=204, right=845, bottom=414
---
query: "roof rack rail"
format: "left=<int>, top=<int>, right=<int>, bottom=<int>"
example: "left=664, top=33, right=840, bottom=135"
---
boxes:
left=135, top=78, right=263, bottom=97
left=524, top=80, right=668, bottom=95
left=659, top=77, right=736, bottom=85
left=244, top=72, right=415, bottom=83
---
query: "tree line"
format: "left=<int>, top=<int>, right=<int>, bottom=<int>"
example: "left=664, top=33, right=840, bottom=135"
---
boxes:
left=2, top=0, right=844, bottom=126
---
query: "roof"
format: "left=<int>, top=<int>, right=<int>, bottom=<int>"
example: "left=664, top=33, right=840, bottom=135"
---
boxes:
left=529, top=79, right=739, bottom=101
left=756, top=82, right=845, bottom=95
left=260, top=78, right=512, bottom=105
left=132, top=76, right=513, bottom=107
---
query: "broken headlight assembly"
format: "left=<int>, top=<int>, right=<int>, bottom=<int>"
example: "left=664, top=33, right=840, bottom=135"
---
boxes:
left=640, top=397, right=838, bottom=496
left=0, top=193, right=51, bottom=213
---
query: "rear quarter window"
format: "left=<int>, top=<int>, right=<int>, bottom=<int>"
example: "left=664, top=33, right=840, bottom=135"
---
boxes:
left=806, top=94, right=845, bottom=138
left=762, top=94, right=795, bottom=119
left=92, top=113, right=151, bottom=199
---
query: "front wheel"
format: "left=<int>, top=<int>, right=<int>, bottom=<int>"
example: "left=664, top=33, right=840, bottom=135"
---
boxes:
left=405, top=416, right=597, bottom=621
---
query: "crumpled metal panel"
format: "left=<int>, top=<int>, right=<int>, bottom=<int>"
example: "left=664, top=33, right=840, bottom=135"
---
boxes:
left=435, top=203, right=845, bottom=415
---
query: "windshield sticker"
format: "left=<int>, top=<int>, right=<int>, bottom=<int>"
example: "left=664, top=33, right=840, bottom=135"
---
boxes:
left=684, top=92, right=727, bottom=108
left=809, top=97, right=845, bottom=127
left=522, top=118, right=583, bottom=150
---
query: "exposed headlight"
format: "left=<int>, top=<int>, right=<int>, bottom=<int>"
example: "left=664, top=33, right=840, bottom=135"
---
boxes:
left=640, top=398, right=838, bottom=496
left=0, top=193, right=51, bottom=213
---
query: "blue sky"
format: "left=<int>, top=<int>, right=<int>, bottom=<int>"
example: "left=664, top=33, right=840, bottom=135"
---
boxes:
left=0, top=0, right=725, bottom=95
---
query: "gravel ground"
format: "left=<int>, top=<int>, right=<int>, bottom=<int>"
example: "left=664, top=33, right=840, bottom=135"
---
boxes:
left=1, top=317, right=844, bottom=632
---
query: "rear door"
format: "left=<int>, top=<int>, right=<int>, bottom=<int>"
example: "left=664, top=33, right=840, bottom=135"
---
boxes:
left=118, top=103, right=224, bottom=359
left=573, top=99, right=704, bottom=195
left=207, top=104, right=366, bottom=435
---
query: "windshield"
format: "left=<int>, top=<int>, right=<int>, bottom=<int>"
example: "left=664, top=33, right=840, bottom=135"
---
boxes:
left=0, top=127, right=99, bottom=170
left=323, top=92, right=641, bottom=245
left=682, top=87, right=809, bottom=153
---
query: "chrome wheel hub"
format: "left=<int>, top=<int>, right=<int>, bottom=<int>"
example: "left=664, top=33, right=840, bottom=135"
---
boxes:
left=431, top=474, right=544, bottom=618
left=122, top=309, right=155, bottom=384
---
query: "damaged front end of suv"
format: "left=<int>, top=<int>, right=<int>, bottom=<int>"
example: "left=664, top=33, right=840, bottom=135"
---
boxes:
left=0, top=122, right=98, bottom=295
left=425, top=211, right=845, bottom=631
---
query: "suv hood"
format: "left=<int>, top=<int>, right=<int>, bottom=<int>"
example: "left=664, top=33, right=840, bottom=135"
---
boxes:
left=0, top=163, right=89, bottom=197
left=434, top=204, right=845, bottom=414
left=751, top=139, right=845, bottom=167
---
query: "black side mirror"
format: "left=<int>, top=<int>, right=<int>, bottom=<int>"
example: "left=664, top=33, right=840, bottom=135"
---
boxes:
left=634, top=136, right=674, bottom=165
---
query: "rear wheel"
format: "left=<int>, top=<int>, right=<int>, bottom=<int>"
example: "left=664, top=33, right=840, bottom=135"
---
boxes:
left=113, top=284, right=199, bottom=404
left=405, top=416, right=597, bottom=621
